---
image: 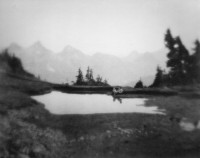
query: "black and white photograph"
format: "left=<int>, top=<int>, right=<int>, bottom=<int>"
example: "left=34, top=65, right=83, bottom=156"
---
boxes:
left=0, top=0, right=200, bottom=157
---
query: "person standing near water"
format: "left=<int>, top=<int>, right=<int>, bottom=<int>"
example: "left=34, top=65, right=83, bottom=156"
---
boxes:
left=112, top=87, right=123, bottom=95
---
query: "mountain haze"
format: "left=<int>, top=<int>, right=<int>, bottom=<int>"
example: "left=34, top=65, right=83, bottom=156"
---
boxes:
left=6, top=42, right=167, bottom=86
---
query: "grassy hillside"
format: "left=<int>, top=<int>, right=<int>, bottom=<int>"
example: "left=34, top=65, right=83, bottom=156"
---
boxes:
left=0, top=49, right=33, bottom=77
left=0, top=50, right=56, bottom=157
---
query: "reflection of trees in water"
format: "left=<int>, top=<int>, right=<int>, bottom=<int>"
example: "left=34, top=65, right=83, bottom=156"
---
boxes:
left=113, top=97, right=122, bottom=104
left=179, top=119, right=200, bottom=131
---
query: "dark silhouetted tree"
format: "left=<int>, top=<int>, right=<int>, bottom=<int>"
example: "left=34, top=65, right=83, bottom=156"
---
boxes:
left=104, top=79, right=108, bottom=85
left=75, top=68, right=84, bottom=85
left=165, top=29, right=176, bottom=59
left=189, top=40, right=200, bottom=83
left=9, top=54, right=24, bottom=73
left=74, top=66, right=109, bottom=86
left=96, top=75, right=102, bottom=84
left=151, top=66, right=164, bottom=87
left=164, top=29, right=190, bottom=85
left=89, top=69, right=94, bottom=80
left=85, top=66, right=94, bottom=83
left=85, top=66, right=90, bottom=82
left=175, top=36, right=190, bottom=83
left=0, top=49, right=34, bottom=77
left=0, top=49, right=23, bottom=73
left=134, top=79, right=144, bottom=88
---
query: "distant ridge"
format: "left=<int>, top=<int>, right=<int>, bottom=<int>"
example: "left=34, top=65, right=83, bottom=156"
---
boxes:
left=4, top=42, right=167, bottom=86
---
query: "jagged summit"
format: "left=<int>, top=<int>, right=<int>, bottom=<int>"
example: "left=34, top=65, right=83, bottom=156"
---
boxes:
left=60, top=45, right=84, bottom=56
left=9, top=43, right=22, bottom=50
left=5, top=42, right=167, bottom=85
left=63, top=45, right=77, bottom=51
left=126, top=51, right=140, bottom=58
left=26, top=41, right=53, bottom=56
left=29, top=41, right=46, bottom=50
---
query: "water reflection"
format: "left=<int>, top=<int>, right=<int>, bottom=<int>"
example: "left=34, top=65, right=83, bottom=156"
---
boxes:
left=113, top=97, right=122, bottom=104
left=32, top=91, right=163, bottom=115
left=179, top=118, right=200, bottom=131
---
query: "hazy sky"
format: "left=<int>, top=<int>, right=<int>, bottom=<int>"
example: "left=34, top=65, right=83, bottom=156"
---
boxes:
left=0, top=0, right=199, bottom=56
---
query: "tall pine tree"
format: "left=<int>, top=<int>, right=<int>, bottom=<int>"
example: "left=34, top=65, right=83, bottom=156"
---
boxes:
left=150, top=66, right=164, bottom=87
left=164, top=29, right=190, bottom=85
left=134, top=79, right=144, bottom=88
left=89, top=69, right=94, bottom=80
left=174, top=36, right=190, bottom=83
left=85, top=66, right=90, bottom=82
left=189, top=40, right=200, bottom=83
left=76, top=68, right=84, bottom=85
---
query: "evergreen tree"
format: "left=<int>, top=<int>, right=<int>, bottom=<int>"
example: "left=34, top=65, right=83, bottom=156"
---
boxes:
left=73, top=66, right=109, bottom=86
left=85, top=66, right=90, bottom=82
left=85, top=66, right=94, bottom=82
left=76, top=68, right=84, bottom=85
left=165, top=29, right=176, bottom=59
left=104, top=79, right=108, bottom=85
left=134, top=79, right=144, bottom=88
left=151, top=66, right=164, bottom=87
left=9, top=55, right=24, bottom=73
left=175, top=37, right=190, bottom=82
left=189, top=40, right=200, bottom=83
left=96, top=75, right=102, bottom=83
left=89, top=69, right=94, bottom=80
left=164, top=29, right=190, bottom=85
left=193, top=40, right=200, bottom=58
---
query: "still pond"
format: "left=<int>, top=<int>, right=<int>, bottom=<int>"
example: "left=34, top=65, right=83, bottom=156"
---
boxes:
left=32, top=91, right=163, bottom=115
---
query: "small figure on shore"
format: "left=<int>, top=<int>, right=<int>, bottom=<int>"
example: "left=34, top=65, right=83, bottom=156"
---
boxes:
left=113, top=88, right=118, bottom=95
left=112, top=87, right=123, bottom=95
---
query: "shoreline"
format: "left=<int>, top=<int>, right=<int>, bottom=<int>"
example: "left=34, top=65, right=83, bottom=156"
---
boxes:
left=53, top=84, right=179, bottom=96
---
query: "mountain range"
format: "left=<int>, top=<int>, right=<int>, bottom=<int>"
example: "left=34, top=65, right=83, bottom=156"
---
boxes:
left=5, top=42, right=168, bottom=86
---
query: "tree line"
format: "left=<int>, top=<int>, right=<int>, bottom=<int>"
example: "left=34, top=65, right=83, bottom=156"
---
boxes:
left=0, top=49, right=34, bottom=77
left=74, top=67, right=109, bottom=86
left=135, top=29, right=200, bottom=88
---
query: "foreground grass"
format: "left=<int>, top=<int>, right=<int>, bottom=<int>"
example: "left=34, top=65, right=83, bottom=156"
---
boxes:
left=1, top=72, right=200, bottom=158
